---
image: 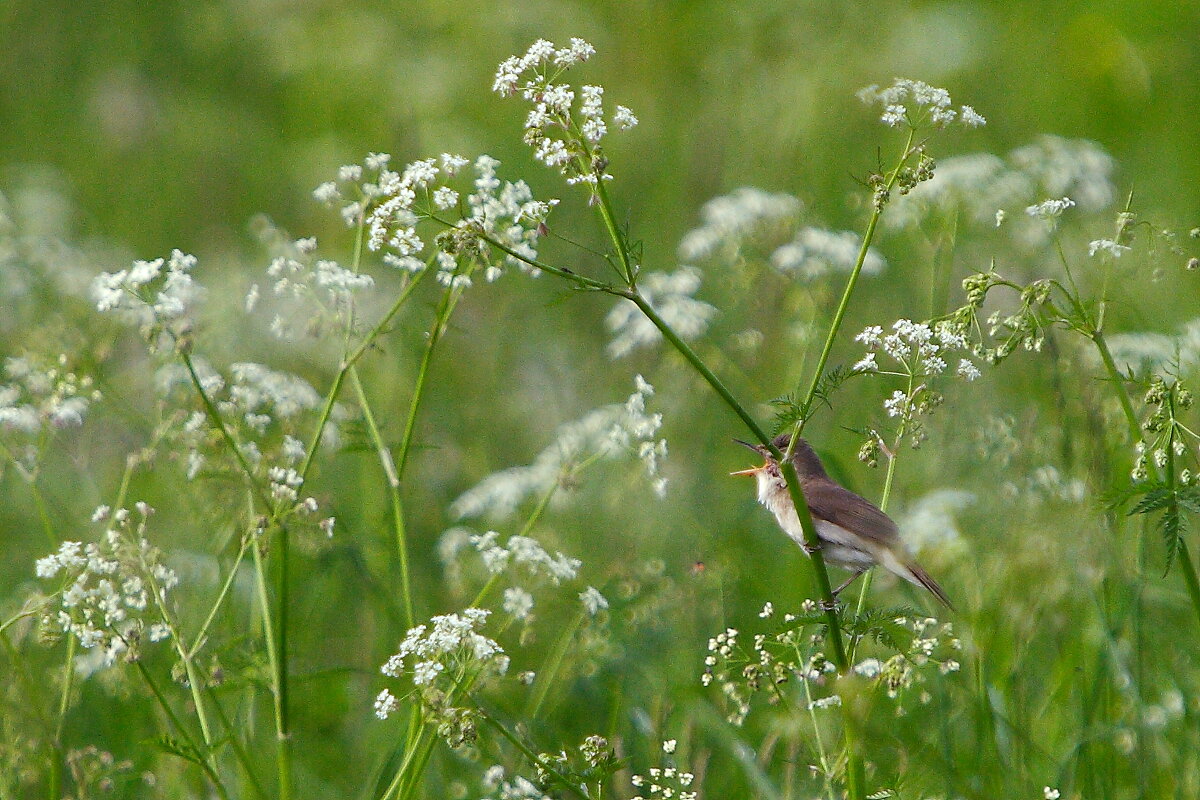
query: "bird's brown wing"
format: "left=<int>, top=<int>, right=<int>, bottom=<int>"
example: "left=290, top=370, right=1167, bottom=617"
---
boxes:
left=801, top=480, right=902, bottom=549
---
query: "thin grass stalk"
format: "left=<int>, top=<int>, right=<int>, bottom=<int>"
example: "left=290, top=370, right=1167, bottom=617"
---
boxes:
left=186, top=533, right=253, bottom=661
left=395, top=282, right=462, bottom=479
left=525, top=607, right=586, bottom=720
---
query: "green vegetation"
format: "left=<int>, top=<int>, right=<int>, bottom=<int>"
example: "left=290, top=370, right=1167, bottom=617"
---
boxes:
left=2, top=6, right=1200, bottom=799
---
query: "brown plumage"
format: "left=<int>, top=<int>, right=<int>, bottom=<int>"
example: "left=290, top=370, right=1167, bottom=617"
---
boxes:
left=732, top=433, right=953, bottom=610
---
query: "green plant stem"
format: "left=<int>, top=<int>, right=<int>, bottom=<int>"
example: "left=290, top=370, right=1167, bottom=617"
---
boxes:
left=186, top=533, right=253, bottom=660
left=797, top=128, right=914, bottom=423
left=1091, top=329, right=1200, bottom=625
left=349, top=366, right=415, bottom=630
left=206, top=687, right=270, bottom=800
left=379, top=720, right=429, bottom=800
left=276, top=523, right=292, bottom=800
left=852, top=375, right=913, bottom=632
left=625, top=289, right=850, bottom=670
left=475, top=708, right=592, bottom=800
left=249, top=508, right=290, bottom=800
left=526, top=608, right=587, bottom=720
left=134, top=661, right=231, bottom=800
left=180, top=352, right=273, bottom=509
left=799, top=667, right=837, bottom=800
left=396, top=280, right=467, bottom=479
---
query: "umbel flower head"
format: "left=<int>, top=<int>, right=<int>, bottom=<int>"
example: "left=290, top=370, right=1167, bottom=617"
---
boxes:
left=91, top=249, right=202, bottom=348
left=35, top=503, right=178, bottom=669
left=494, top=38, right=639, bottom=192
left=857, top=78, right=985, bottom=130
left=321, top=151, right=558, bottom=286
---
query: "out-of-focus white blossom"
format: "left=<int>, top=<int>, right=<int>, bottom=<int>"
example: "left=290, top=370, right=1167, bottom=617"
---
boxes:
left=606, top=268, right=716, bottom=358
left=451, top=375, right=669, bottom=519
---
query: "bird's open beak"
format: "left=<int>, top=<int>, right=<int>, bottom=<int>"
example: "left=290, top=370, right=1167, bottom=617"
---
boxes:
left=730, top=440, right=765, bottom=476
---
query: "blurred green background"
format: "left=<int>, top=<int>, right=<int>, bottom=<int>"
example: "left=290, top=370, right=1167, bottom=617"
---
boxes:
left=4, top=1, right=1200, bottom=798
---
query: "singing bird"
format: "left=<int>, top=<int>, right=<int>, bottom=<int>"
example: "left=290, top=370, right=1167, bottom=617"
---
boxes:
left=732, top=433, right=952, bottom=609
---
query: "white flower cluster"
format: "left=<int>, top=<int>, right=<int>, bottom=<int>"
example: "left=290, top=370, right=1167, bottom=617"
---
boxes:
left=35, top=503, right=177, bottom=669
left=677, top=187, right=803, bottom=263
left=771, top=226, right=887, bottom=281
left=156, top=359, right=339, bottom=506
left=375, top=608, right=507, bottom=720
left=898, top=488, right=975, bottom=555
left=1025, top=196, right=1075, bottom=220
left=494, top=38, right=638, bottom=189
left=450, top=375, right=669, bottom=519
left=441, top=529, right=607, bottom=621
left=855, top=319, right=980, bottom=382
left=855, top=319, right=980, bottom=449
left=1088, top=237, right=1130, bottom=259
left=0, top=354, right=99, bottom=435
left=91, top=249, right=202, bottom=335
left=1104, top=317, right=1200, bottom=375
left=479, top=765, right=555, bottom=800
left=328, top=152, right=559, bottom=286
left=606, top=268, right=716, bottom=358
left=629, top=741, right=698, bottom=800
left=857, top=78, right=985, bottom=130
left=468, top=530, right=582, bottom=583
left=247, top=228, right=376, bottom=339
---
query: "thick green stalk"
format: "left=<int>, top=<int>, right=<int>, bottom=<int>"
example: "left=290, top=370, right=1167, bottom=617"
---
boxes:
left=276, top=522, right=292, bottom=799
left=349, top=366, right=415, bottom=630
left=797, top=128, right=914, bottom=422
left=626, top=291, right=850, bottom=669
left=1092, top=329, right=1200, bottom=625
left=475, top=708, right=592, bottom=800
left=249, top=512, right=290, bottom=800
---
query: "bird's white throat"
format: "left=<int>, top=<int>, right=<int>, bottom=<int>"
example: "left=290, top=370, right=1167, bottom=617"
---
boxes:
left=753, top=469, right=805, bottom=544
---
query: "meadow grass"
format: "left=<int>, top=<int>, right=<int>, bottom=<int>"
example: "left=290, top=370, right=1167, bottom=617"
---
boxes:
left=2, top=35, right=1200, bottom=800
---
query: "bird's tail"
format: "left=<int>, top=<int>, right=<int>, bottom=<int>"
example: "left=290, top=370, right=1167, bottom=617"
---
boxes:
left=899, top=562, right=955, bottom=611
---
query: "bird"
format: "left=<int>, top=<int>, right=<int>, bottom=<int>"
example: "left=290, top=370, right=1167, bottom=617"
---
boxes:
left=731, top=433, right=952, bottom=609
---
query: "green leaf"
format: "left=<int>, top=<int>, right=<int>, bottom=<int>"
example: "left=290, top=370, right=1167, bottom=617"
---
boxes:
left=1176, top=486, right=1200, bottom=514
left=1129, top=487, right=1173, bottom=516
left=144, top=735, right=205, bottom=767
left=1158, top=506, right=1188, bottom=577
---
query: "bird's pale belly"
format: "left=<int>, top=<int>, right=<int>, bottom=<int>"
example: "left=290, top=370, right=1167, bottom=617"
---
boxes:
left=771, top=504, right=877, bottom=569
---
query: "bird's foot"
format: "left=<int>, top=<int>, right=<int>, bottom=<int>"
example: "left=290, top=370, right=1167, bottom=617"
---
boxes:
left=819, top=597, right=840, bottom=613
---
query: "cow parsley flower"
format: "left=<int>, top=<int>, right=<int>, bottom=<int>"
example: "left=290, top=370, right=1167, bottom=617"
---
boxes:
left=493, top=38, right=638, bottom=192
left=770, top=226, right=886, bottom=281
left=0, top=354, right=100, bottom=438
left=35, top=503, right=178, bottom=669
left=92, top=249, right=202, bottom=344
left=857, top=78, right=984, bottom=130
